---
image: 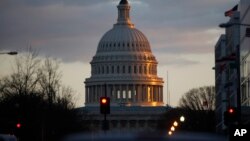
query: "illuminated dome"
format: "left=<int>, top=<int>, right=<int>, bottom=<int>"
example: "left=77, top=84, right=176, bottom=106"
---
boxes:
left=85, top=0, right=164, bottom=107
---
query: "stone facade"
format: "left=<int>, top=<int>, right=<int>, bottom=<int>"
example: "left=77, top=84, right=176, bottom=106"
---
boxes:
left=78, top=106, right=168, bottom=132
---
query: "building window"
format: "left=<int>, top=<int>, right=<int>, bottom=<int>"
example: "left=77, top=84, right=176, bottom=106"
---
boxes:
left=128, top=91, right=132, bottom=99
left=139, top=66, right=142, bottom=74
left=134, top=65, right=137, bottom=73
left=106, top=66, right=109, bottom=74
left=123, top=66, right=126, bottom=73
left=123, top=90, right=126, bottom=99
left=155, top=65, right=157, bottom=74
left=112, top=66, right=114, bottom=73
left=144, top=65, right=147, bottom=74
left=128, top=66, right=131, bottom=73
left=117, top=66, right=120, bottom=74
left=147, top=87, right=151, bottom=102
left=151, top=66, right=154, bottom=74
left=102, top=66, right=104, bottom=74
left=117, top=91, right=120, bottom=99
left=149, top=65, right=151, bottom=74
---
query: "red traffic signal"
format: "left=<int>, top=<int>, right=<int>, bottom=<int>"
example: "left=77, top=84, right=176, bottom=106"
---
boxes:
left=100, top=97, right=110, bottom=114
left=228, top=107, right=235, bottom=114
left=101, top=98, right=107, bottom=104
left=16, top=123, right=21, bottom=128
left=224, top=107, right=237, bottom=126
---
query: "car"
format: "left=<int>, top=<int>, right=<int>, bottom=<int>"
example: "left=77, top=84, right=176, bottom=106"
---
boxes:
left=0, top=134, right=17, bottom=141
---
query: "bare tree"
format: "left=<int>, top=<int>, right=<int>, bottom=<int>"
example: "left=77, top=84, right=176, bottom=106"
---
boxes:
left=0, top=48, right=41, bottom=96
left=0, top=48, right=87, bottom=141
left=38, top=58, right=62, bottom=104
left=179, top=86, right=215, bottom=110
left=0, top=48, right=75, bottom=108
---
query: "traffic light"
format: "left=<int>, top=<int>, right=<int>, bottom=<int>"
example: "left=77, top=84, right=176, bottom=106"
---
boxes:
left=16, top=123, right=21, bottom=129
left=100, top=97, right=110, bottom=114
left=224, top=107, right=237, bottom=126
left=15, top=122, right=22, bottom=138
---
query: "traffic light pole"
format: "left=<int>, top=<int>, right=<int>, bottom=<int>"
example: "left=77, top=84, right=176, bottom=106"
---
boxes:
left=103, top=84, right=108, bottom=132
left=100, top=84, right=110, bottom=132
left=104, top=84, right=107, bottom=123
left=103, top=114, right=108, bottom=133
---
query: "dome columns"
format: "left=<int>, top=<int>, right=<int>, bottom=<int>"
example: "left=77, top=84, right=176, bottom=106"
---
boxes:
left=85, top=83, right=164, bottom=106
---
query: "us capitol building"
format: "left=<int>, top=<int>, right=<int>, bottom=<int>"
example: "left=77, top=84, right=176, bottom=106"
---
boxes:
left=81, top=0, right=169, bottom=132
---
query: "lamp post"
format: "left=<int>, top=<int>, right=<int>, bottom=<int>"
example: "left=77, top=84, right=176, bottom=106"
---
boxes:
left=219, top=22, right=250, bottom=124
left=0, top=51, right=18, bottom=55
left=219, top=23, right=250, bottom=28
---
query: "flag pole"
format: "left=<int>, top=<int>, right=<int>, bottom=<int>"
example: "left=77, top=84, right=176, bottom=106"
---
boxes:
left=167, top=71, right=170, bottom=106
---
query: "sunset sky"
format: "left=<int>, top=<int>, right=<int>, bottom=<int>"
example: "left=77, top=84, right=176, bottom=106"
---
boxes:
left=0, top=0, right=237, bottom=107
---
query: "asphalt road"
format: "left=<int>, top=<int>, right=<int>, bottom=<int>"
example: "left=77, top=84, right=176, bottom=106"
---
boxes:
left=63, top=131, right=227, bottom=141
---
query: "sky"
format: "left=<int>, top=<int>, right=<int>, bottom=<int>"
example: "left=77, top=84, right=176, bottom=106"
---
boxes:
left=0, top=0, right=238, bottom=107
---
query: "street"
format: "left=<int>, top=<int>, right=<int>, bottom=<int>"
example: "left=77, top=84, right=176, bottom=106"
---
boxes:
left=63, top=131, right=227, bottom=141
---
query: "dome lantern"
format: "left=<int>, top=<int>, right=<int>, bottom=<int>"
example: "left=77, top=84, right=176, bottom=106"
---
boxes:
left=119, top=0, right=129, bottom=5
left=116, top=0, right=134, bottom=28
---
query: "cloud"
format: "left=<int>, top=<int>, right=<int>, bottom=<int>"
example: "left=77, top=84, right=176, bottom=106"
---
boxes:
left=0, top=0, right=114, bottom=8
left=0, top=0, right=236, bottom=65
left=156, top=53, right=199, bottom=67
left=1, top=0, right=234, bottom=107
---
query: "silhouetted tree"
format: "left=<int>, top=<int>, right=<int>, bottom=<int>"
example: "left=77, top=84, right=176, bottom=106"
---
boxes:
left=179, top=86, right=215, bottom=110
left=0, top=48, right=74, bottom=106
left=0, top=48, right=41, bottom=96
left=0, top=92, right=86, bottom=141
left=0, top=48, right=88, bottom=141
left=38, top=57, right=61, bottom=104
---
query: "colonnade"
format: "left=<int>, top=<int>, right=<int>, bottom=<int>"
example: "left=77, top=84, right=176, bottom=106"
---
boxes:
left=85, top=84, right=163, bottom=105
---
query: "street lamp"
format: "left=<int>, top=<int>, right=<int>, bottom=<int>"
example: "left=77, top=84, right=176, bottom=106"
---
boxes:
left=0, top=51, right=18, bottom=55
left=173, top=121, right=178, bottom=127
left=170, top=126, right=175, bottom=131
left=219, top=22, right=250, bottom=28
left=180, top=116, right=185, bottom=122
left=167, top=117, right=185, bottom=136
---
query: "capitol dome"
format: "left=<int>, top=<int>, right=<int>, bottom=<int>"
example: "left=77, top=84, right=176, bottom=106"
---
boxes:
left=85, top=0, right=164, bottom=107
left=98, top=26, right=151, bottom=52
